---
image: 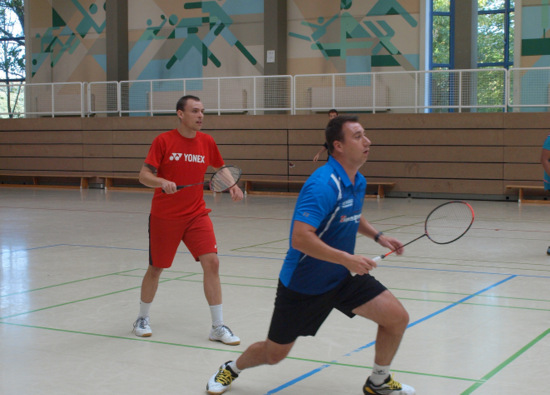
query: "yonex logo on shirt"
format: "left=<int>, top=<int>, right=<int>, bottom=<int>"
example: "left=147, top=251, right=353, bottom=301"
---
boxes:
left=169, top=153, right=205, bottom=163
left=183, top=154, right=205, bottom=163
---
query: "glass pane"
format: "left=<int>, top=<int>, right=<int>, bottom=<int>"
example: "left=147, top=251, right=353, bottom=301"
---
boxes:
left=433, top=0, right=450, bottom=13
left=478, top=13, right=505, bottom=64
left=478, top=0, right=505, bottom=11
left=433, top=15, right=451, bottom=65
left=508, top=12, right=515, bottom=60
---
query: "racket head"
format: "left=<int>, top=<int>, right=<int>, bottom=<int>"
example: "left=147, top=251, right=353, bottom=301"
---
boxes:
left=424, top=200, right=474, bottom=244
left=209, top=165, right=242, bottom=192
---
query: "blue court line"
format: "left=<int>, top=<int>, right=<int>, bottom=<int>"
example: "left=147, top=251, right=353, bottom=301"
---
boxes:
left=264, top=275, right=517, bottom=394
left=0, top=243, right=287, bottom=261
left=4, top=244, right=550, bottom=279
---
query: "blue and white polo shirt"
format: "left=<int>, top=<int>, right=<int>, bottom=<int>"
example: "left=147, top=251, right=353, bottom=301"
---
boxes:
left=280, top=156, right=367, bottom=295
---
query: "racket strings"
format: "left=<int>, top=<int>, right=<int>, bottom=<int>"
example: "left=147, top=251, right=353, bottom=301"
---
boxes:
left=425, top=202, right=474, bottom=244
left=210, top=166, right=241, bottom=192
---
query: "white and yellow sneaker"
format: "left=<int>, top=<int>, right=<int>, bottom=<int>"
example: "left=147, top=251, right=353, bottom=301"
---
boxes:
left=206, top=361, right=239, bottom=395
left=363, top=375, right=415, bottom=395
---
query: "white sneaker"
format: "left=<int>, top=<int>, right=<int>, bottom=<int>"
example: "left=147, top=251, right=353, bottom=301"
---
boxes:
left=206, top=361, right=239, bottom=395
left=363, top=375, right=415, bottom=395
left=209, top=325, right=240, bottom=345
left=133, top=316, right=152, bottom=337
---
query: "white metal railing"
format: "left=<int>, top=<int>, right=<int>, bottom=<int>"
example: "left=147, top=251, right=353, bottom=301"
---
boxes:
left=2, top=67, right=550, bottom=118
left=1, top=81, right=85, bottom=118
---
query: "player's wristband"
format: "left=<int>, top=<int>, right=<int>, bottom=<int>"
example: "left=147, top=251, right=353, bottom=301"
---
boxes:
left=374, top=231, right=384, bottom=243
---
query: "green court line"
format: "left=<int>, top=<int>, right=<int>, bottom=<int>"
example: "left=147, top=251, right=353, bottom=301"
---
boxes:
left=461, top=328, right=550, bottom=394
left=0, top=268, right=143, bottom=298
left=3, top=272, right=548, bottom=321
left=0, top=320, right=479, bottom=385
left=0, top=273, right=200, bottom=320
left=0, top=321, right=243, bottom=354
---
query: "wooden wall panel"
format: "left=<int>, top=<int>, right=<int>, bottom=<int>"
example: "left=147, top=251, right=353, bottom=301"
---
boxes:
left=366, top=146, right=503, bottom=162
left=82, top=158, right=114, bottom=172
left=111, top=145, right=150, bottom=158
left=0, top=145, right=83, bottom=157
left=363, top=162, right=503, bottom=179
left=394, top=178, right=504, bottom=195
left=83, top=145, right=113, bottom=158
left=209, top=130, right=287, bottom=144
left=0, top=157, right=83, bottom=171
left=219, top=145, right=287, bottom=160
left=503, top=147, right=539, bottom=163
left=504, top=164, right=542, bottom=181
left=0, top=131, right=83, bottom=144
left=2, top=112, right=550, bottom=199
left=367, top=129, right=504, bottom=145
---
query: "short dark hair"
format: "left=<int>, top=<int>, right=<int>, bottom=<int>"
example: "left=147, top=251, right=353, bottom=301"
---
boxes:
left=328, top=109, right=338, bottom=115
left=325, top=115, right=359, bottom=155
left=176, top=95, right=201, bottom=112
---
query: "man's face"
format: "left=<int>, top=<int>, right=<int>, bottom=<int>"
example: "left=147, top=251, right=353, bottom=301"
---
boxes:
left=328, top=111, right=338, bottom=119
left=178, top=99, right=204, bottom=131
left=338, top=121, right=371, bottom=166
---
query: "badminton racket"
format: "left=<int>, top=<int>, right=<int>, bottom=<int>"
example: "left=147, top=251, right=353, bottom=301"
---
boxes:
left=373, top=200, right=474, bottom=262
left=169, top=165, right=242, bottom=193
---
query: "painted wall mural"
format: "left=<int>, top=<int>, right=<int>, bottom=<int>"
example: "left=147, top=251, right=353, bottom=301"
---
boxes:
left=29, top=0, right=421, bottom=84
left=287, top=0, right=420, bottom=76
left=521, top=0, right=550, bottom=67
left=30, top=0, right=107, bottom=81
left=127, top=0, right=264, bottom=81
left=519, top=1, right=550, bottom=111
left=29, top=0, right=265, bottom=83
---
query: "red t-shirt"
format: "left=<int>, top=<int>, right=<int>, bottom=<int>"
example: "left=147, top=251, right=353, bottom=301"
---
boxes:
left=144, top=129, right=224, bottom=219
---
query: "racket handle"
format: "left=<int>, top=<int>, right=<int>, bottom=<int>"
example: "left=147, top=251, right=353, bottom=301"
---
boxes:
left=351, top=254, right=383, bottom=276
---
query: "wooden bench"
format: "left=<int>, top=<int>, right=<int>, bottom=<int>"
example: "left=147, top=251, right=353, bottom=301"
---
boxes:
left=242, top=177, right=395, bottom=198
left=505, top=184, right=550, bottom=203
left=368, top=182, right=395, bottom=198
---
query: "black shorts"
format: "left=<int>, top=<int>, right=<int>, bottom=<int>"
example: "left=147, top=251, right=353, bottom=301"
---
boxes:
left=267, top=274, right=387, bottom=345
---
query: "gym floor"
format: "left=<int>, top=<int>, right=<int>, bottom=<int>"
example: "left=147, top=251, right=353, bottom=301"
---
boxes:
left=1, top=187, right=549, bottom=395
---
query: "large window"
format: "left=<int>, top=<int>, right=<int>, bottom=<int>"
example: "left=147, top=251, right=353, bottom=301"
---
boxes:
left=431, top=0, right=453, bottom=70
left=0, top=1, right=25, bottom=117
left=0, top=1, right=25, bottom=83
left=477, top=0, right=514, bottom=69
left=429, top=0, right=514, bottom=112
left=430, top=0, right=515, bottom=70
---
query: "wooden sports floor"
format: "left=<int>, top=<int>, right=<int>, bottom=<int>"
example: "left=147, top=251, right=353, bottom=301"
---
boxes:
left=1, top=187, right=549, bottom=395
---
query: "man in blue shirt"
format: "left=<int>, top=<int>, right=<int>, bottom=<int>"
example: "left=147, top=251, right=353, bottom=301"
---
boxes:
left=540, top=135, right=550, bottom=255
left=207, top=115, right=415, bottom=395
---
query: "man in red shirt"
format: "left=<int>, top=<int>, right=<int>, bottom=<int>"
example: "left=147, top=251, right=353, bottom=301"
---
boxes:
left=133, top=95, right=243, bottom=345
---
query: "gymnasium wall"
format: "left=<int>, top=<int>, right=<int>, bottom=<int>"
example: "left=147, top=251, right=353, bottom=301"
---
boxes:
left=27, top=0, right=422, bottom=83
left=1, top=113, right=549, bottom=200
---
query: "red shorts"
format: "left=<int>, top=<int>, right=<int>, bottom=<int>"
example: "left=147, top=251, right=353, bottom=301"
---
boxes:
left=148, top=213, right=217, bottom=268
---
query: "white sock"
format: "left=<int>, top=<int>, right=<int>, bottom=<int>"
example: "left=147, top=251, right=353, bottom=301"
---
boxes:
left=228, top=360, right=242, bottom=374
left=370, top=363, right=390, bottom=385
left=210, top=304, right=223, bottom=327
left=139, top=301, right=151, bottom=318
